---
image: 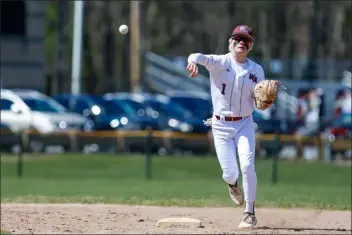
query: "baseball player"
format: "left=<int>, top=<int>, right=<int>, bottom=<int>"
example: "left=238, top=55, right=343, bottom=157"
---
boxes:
left=186, top=25, right=279, bottom=229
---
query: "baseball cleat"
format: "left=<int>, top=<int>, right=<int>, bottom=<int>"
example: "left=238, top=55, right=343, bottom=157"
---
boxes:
left=227, top=184, right=244, bottom=206
left=238, top=212, right=257, bottom=229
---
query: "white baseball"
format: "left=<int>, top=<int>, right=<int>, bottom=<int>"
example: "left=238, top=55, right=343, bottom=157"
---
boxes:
left=119, top=25, right=129, bottom=34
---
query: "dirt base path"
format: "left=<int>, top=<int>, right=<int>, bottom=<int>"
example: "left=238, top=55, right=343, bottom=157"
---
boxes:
left=1, top=203, right=351, bottom=234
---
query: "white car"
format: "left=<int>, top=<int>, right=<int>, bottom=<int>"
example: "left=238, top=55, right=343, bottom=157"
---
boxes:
left=0, top=89, right=93, bottom=134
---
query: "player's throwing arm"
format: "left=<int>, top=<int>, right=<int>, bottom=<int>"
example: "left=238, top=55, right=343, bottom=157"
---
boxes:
left=186, top=53, right=225, bottom=78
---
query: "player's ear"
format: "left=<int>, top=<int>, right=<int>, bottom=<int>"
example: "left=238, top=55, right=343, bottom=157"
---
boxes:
left=228, top=38, right=234, bottom=52
left=229, top=37, right=234, bottom=45
left=248, top=42, right=254, bottom=51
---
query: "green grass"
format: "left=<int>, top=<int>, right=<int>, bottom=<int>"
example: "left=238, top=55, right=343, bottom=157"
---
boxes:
left=1, top=153, right=351, bottom=210
left=0, top=230, right=11, bottom=234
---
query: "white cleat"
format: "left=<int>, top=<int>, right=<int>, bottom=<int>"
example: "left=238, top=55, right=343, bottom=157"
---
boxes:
left=228, top=184, right=244, bottom=206
left=238, top=213, right=257, bottom=229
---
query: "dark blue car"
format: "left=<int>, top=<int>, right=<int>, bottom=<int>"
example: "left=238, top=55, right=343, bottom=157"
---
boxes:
left=106, top=93, right=210, bottom=133
left=53, top=94, right=159, bottom=131
left=166, top=91, right=213, bottom=121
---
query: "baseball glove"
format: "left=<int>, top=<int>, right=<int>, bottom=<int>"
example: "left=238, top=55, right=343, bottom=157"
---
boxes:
left=253, top=80, right=281, bottom=110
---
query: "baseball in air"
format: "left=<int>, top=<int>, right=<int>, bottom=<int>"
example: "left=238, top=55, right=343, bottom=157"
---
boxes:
left=119, top=25, right=129, bottom=34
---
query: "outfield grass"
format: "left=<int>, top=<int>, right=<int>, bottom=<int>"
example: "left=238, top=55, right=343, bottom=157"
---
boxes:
left=1, top=153, right=351, bottom=210
left=0, top=230, right=11, bottom=235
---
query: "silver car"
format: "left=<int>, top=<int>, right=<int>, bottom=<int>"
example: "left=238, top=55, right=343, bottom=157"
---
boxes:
left=1, top=89, right=93, bottom=133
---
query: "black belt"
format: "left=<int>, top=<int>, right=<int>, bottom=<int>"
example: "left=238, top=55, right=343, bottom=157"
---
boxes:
left=215, top=115, right=247, bottom=121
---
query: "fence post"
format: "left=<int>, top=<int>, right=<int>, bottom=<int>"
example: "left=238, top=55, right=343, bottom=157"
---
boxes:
left=17, top=130, right=24, bottom=177
left=296, top=137, right=303, bottom=160
left=323, top=132, right=332, bottom=163
left=145, top=126, right=153, bottom=180
left=69, top=131, right=78, bottom=152
left=271, top=133, right=280, bottom=184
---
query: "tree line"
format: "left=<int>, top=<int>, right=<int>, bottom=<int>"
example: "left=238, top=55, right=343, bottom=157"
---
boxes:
left=45, top=0, right=352, bottom=94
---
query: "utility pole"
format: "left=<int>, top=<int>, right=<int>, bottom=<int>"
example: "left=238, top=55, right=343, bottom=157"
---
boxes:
left=71, top=0, right=84, bottom=95
left=130, top=1, right=141, bottom=93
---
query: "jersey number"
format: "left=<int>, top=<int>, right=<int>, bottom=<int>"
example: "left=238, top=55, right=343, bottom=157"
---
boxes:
left=221, top=83, right=226, bottom=95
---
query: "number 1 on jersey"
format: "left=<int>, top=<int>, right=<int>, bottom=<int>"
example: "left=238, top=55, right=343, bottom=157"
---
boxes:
left=221, top=83, right=226, bottom=95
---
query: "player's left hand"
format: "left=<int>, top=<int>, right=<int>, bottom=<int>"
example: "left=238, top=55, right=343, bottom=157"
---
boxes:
left=186, top=61, right=199, bottom=78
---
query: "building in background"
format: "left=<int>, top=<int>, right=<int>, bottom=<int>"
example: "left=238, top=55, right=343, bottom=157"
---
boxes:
left=0, top=1, right=46, bottom=92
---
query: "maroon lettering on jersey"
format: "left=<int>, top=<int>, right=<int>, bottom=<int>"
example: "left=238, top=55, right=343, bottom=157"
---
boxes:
left=249, top=73, right=257, bottom=83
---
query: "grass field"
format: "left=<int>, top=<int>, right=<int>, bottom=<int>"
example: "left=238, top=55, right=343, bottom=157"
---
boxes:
left=1, top=153, right=351, bottom=210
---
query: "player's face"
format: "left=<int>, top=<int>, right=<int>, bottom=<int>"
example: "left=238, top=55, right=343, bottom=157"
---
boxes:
left=231, top=36, right=253, bottom=54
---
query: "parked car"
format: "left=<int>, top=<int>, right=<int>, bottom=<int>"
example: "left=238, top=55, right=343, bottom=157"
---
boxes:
left=1, top=89, right=92, bottom=133
left=104, top=93, right=161, bottom=128
left=1, top=89, right=92, bottom=152
left=104, top=92, right=163, bottom=128
left=105, top=92, right=210, bottom=133
left=53, top=94, right=159, bottom=131
left=1, top=89, right=33, bottom=133
left=166, top=90, right=213, bottom=121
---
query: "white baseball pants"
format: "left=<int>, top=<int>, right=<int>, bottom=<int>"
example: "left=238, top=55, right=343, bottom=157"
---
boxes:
left=211, top=115, right=257, bottom=203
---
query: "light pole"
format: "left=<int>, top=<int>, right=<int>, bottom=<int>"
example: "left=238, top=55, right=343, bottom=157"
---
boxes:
left=71, top=0, right=84, bottom=94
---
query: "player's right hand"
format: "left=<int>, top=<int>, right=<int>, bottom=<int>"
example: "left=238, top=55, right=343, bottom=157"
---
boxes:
left=186, top=61, right=198, bottom=78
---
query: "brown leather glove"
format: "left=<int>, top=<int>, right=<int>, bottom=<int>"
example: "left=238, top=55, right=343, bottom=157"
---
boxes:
left=253, top=80, right=280, bottom=110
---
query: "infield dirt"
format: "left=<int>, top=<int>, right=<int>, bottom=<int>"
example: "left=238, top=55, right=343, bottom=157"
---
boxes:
left=1, top=203, right=351, bottom=234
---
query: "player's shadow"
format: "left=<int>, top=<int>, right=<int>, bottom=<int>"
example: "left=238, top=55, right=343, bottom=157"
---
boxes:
left=257, top=226, right=350, bottom=232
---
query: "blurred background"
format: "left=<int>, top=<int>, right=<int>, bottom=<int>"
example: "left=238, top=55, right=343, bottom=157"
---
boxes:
left=1, top=0, right=351, bottom=162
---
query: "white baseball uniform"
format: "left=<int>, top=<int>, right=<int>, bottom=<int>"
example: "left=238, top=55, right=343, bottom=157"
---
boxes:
left=188, top=52, right=265, bottom=212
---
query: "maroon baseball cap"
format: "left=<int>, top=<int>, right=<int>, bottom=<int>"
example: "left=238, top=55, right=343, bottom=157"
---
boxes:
left=231, top=25, right=254, bottom=42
